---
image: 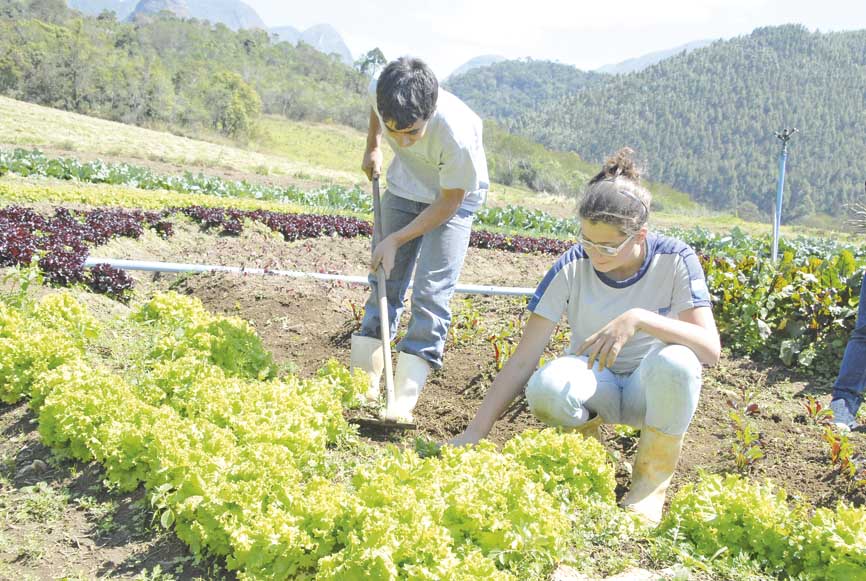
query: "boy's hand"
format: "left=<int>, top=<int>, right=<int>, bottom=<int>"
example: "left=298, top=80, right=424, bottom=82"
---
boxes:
left=370, top=233, right=399, bottom=277
left=362, top=147, right=383, bottom=181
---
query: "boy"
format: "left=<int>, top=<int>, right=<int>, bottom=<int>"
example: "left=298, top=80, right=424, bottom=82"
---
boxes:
left=351, top=56, right=489, bottom=423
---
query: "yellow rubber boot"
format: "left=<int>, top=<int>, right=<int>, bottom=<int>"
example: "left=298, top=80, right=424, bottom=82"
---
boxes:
left=567, top=414, right=605, bottom=443
left=621, top=426, right=684, bottom=526
left=349, top=334, right=384, bottom=403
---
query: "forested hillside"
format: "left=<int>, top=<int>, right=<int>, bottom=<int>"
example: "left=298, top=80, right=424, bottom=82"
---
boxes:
left=444, top=59, right=604, bottom=126
left=0, top=1, right=700, bottom=205
left=0, top=0, right=367, bottom=136
left=448, top=26, right=866, bottom=219
left=512, top=26, right=866, bottom=218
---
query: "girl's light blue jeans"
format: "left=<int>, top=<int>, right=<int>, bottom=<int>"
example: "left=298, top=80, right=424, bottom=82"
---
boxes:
left=525, top=344, right=703, bottom=436
left=359, top=191, right=474, bottom=369
left=833, top=273, right=866, bottom=413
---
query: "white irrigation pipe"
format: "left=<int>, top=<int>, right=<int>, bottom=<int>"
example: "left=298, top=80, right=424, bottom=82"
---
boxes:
left=84, top=257, right=536, bottom=297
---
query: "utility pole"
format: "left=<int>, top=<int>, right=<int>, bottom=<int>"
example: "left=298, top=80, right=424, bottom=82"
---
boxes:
left=771, top=128, right=798, bottom=263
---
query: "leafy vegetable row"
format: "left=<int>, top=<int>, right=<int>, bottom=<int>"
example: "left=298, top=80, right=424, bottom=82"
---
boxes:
left=1, top=290, right=620, bottom=579
left=2, top=289, right=863, bottom=579
left=4, top=147, right=863, bottom=262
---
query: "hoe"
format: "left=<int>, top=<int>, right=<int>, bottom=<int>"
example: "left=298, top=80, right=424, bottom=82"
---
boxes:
left=351, top=175, right=417, bottom=432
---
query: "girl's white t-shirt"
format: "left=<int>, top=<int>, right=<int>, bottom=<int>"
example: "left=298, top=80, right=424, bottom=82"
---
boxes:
left=528, top=233, right=713, bottom=374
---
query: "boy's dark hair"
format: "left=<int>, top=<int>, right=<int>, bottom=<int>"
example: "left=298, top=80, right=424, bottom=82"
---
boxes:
left=579, top=147, right=652, bottom=235
left=376, top=57, right=438, bottom=130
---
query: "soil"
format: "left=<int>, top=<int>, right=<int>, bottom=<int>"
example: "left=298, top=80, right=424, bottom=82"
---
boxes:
left=2, top=210, right=864, bottom=580
left=0, top=401, right=232, bottom=580
left=96, top=218, right=865, bottom=509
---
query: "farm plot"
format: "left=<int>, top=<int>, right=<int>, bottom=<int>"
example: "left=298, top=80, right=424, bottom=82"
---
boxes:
left=1, top=180, right=865, bottom=579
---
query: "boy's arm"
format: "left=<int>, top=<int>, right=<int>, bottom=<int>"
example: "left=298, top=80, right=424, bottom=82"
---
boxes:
left=370, top=187, right=465, bottom=275
left=450, top=314, right=557, bottom=446
left=362, top=108, right=383, bottom=181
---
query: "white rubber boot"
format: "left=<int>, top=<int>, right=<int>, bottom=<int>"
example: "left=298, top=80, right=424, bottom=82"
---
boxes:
left=621, top=426, right=684, bottom=526
left=349, top=334, right=384, bottom=403
left=384, top=352, right=430, bottom=422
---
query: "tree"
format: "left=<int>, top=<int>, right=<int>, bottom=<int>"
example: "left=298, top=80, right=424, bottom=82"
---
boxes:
left=205, top=71, right=261, bottom=138
left=787, top=182, right=816, bottom=223
left=354, top=47, right=386, bottom=77
left=26, top=0, right=69, bottom=24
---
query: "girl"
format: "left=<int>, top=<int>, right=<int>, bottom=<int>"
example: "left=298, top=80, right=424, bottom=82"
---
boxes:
left=451, top=149, right=720, bottom=525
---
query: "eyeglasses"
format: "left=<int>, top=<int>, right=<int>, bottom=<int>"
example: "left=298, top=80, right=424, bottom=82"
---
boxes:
left=577, top=231, right=635, bottom=256
left=385, top=120, right=427, bottom=136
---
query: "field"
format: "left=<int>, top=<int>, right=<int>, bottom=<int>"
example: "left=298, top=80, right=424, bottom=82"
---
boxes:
left=1, top=98, right=864, bottom=581
left=0, top=97, right=358, bottom=187
left=0, top=95, right=811, bottom=236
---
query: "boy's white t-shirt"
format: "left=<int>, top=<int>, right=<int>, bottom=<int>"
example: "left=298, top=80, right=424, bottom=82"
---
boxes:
left=369, top=78, right=489, bottom=211
left=528, top=233, right=713, bottom=374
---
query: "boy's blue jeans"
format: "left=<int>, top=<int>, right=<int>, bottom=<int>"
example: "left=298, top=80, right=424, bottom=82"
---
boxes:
left=833, top=273, right=866, bottom=412
left=359, top=191, right=474, bottom=369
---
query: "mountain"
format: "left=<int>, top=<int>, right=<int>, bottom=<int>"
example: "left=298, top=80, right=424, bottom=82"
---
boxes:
left=129, top=0, right=189, bottom=19
left=269, top=24, right=353, bottom=66
left=185, top=0, right=265, bottom=30
left=445, top=59, right=605, bottom=127
left=298, top=24, right=353, bottom=66
left=514, top=25, right=866, bottom=217
left=74, top=0, right=265, bottom=29
left=596, top=39, right=717, bottom=74
left=270, top=25, right=300, bottom=45
left=68, top=0, right=137, bottom=19
left=448, top=54, right=507, bottom=80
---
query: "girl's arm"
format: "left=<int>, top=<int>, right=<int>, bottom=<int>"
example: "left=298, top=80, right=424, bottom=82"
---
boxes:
left=450, top=313, right=558, bottom=446
left=634, top=306, right=720, bottom=365
left=579, top=306, right=720, bottom=371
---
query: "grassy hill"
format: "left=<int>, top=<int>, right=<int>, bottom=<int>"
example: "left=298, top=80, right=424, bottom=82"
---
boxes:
left=0, top=96, right=359, bottom=185
left=2, top=94, right=803, bottom=235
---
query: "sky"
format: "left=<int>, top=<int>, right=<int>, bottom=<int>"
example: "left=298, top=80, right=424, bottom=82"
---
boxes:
left=245, top=0, right=866, bottom=78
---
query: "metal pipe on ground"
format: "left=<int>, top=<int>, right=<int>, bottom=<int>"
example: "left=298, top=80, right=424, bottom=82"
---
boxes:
left=83, top=257, right=537, bottom=298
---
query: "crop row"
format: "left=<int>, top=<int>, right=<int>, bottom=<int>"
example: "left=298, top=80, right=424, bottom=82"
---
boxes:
left=3, top=146, right=866, bottom=373
left=0, top=205, right=374, bottom=299
left=4, top=147, right=864, bottom=262
left=2, top=289, right=864, bottom=579
left=0, top=147, right=372, bottom=212
left=1, top=201, right=863, bottom=373
left=0, top=204, right=569, bottom=302
left=1, top=289, right=620, bottom=579
left=0, top=205, right=162, bottom=299
left=701, top=250, right=863, bottom=374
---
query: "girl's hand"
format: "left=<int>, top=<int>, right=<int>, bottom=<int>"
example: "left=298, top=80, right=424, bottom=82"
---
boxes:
left=576, top=309, right=645, bottom=372
left=448, top=429, right=481, bottom=447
